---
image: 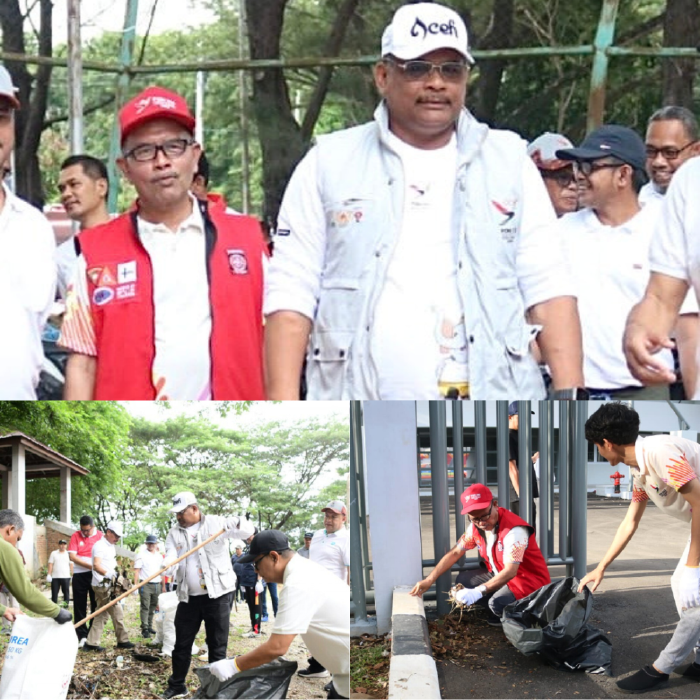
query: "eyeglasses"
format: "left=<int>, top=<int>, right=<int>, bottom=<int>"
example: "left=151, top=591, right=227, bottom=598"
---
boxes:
left=645, top=141, right=696, bottom=161
left=124, top=137, right=194, bottom=162
left=254, top=553, right=270, bottom=571
left=468, top=502, right=494, bottom=524
left=540, top=169, right=576, bottom=187
left=384, top=58, right=469, bottom=82
left=573, top=161, right=623, bottom=177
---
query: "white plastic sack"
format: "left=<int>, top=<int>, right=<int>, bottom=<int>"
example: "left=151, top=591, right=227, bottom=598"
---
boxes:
left=0, top=615, right=78, bottom=700
left=158, top=591, right=179, bottom=656
left=153, top=610, right=165, bottom=645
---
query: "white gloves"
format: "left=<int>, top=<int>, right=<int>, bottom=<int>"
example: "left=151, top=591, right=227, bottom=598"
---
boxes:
left=209, top=657, right=240, bottom=682
left=46, top=574, right=52, bottom=583
left=240, top=586, right=246, bottom=594
left=255, top=580, right=264, bottom=594
left=454, top=587, right=483, bottom=606
left=679, top=566, right=700, bottom=609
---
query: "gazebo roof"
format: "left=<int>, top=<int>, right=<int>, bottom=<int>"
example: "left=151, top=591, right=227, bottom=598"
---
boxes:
left=0, top=432, right=89, bottom=479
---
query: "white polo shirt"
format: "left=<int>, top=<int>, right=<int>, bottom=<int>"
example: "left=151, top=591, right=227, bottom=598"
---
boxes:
left=631, top=433, right=700, bottom=522
left=0, top=183, right=57, bottom=398
left=310, top=527, right=350, bottom=582
left=638, top=181, right=663, bottom=206
left=134, top=548, right=164, bottom=583
left=91, top=537, right=118, bottom=586
left=272, top=554, right=350, bottom=697
left=560, top=203, right=696, bottom=389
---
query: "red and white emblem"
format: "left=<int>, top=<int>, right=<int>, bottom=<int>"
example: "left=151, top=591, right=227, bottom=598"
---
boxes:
left=227, top=249, right=248, bottom=275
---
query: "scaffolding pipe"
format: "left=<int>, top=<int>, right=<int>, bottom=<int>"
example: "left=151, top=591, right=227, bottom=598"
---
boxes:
left=452, top=402, right=466, bottom=567
left=428, top=401, right=451, bottom=616
left=474, top=402, right=487, bottom=485
left=496, top=401, right=510, bottom=504
left=518, top=401, right=533, bottom=526
left=349, top=401, right=367, bottom=622
left=67, top=0, right=83, bottom=154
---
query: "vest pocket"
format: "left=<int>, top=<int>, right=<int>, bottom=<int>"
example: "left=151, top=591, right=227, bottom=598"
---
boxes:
left=307, top=329, right=354, bottom=399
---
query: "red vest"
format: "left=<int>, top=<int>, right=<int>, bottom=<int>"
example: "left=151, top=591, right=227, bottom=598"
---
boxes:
left=77, top=201, right=266, bottom=400
left=472, top=507, right=551, bottom=599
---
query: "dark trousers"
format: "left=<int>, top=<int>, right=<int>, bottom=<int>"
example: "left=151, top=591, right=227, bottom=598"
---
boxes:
left=243, top=585, right=262, bottom=633
left=234, top=580, right=243, bottom=602
left=328, top=682, right=348, bottom=699
left=455, top=565, right=516, bottom=618
left=139, top=582, right=160, bottom=632
left=72, top=571, right=96, bottom=640
left=262, top=581, right=278, bottom=617
left=167, top=592, right=233, bottom=691
left=51, top=578, right=70, bottom=604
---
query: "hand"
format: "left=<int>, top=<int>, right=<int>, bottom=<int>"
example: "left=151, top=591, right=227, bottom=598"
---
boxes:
left=255, top=580, right=264, bottom=594
left=578, top=566, right=605, bottom=593
left=410, top=579, right=432, bottom=597
left=454, top=587, right=483, bottom=606
left=623, top=326, right=676, bottom=385
left=678, top=566, right=700, bottom=609
left=54, top=608, right=72, bottom=624
left=2, top=607, right=24, bottom=623
left=46, top=574, right=53, bottom=583
left=531, top=452, right=539, bottom=464
left=209, top=658, right=240, bottom=682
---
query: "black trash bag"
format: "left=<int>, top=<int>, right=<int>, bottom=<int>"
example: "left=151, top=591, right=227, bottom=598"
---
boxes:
left=502, top=576, right=612, bottom=675
left=194, top=658, right=298, bottom=699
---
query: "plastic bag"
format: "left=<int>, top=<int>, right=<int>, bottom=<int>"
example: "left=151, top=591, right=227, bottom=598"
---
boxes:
left=0, top=615, right=79, bottom=699
left=157, top=591, right=179, bottom=656
left=502, top=576, right=612, bottom=675
left=194, top=658, right=298, bottom=699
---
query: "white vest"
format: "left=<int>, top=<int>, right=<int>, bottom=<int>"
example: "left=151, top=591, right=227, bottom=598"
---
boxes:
left=306, top=104, right=546, bottom=400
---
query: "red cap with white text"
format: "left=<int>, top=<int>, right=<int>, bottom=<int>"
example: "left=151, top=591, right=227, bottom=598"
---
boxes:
left=460, top=483, right=494, bottom=514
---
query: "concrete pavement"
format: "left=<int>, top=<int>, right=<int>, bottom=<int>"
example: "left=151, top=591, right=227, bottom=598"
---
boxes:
left=425, top=497, right=699, bottom=699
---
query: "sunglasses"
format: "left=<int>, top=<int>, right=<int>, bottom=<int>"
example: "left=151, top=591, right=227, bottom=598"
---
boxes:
left=384, top=58, right=469, bottom=82
left=540, top=168, right=576, bottom=187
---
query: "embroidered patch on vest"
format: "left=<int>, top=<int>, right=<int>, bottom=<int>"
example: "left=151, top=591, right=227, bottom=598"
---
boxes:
left=227, top=249, right=249, bottom=275
left=93, top=286, right=115, bottom=306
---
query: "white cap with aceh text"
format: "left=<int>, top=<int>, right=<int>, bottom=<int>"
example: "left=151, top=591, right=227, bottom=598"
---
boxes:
left=170, top=491, right=198, bottom=514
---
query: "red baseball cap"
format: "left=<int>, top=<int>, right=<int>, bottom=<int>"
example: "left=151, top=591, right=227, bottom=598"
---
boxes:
left=119, top=86, right=195, bottom=145
left=460, top=483, right=494, bottom=514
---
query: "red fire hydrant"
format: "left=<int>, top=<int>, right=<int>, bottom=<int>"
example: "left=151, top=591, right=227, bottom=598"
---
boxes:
left=610, top=471, right=624, bottom=494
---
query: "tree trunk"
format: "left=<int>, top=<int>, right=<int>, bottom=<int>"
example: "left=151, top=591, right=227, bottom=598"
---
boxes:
left=0, top=0, right=53, bottom=208
left=471, top=0, right=514, bottom=124
left=662, top=0, right=699, bottom=107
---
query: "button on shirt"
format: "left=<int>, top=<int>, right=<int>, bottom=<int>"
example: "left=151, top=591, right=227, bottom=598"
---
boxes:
left=631, top=434, right=700, bottom=523
left=272, top=554, right=350, bottom=697
left=309, top=527, right=349, bottom=582
left=91, top=537, right=118, bottom=586
left=60, top=197, right=213, bottom=399
left=0, top=183, right=57, bottom=398
left=134, top=548, right=165, bottom=583
left=560, top=204, right=694, bottom=389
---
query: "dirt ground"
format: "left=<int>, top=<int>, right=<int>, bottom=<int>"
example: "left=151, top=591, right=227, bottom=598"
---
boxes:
left=0, top=585, right=327, bottom=699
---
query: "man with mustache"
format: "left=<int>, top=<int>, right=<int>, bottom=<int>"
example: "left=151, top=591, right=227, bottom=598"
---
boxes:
left=59, top=86, right=267, bottom=400
left=265, top=2, right=585, bottom=401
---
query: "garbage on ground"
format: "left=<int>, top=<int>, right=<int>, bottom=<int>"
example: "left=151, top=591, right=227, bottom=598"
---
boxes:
left=0, top=614, right=79, bottom=700
left=502, top=576, right=612, bottom=675
left=194, top=658, right=298, bottom=699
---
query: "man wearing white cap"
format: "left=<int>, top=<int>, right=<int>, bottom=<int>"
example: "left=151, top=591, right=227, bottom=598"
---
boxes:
left=83, top=521, right=135, bottom=652
left=0, top=64, right=57, bottom=399
left=527, top=132, right=578, bottom=217
left=265, top=2, right=584, bottom=401
left=162, top=492, right=255, bottom=700
left=299, top=500, right=350, bottom=680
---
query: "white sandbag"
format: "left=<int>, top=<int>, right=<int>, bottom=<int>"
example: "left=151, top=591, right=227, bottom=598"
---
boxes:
left=0, top=615, right=78, bottom=700
left=152, top=610, right=165, bottom=644
left=158, top=591, right=179, bottom=656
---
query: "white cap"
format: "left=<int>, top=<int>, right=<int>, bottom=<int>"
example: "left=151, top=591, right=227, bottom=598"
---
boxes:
left=106, top=520, right=123, bottom=538
left=0, top=66, right=19, bottom=109
left=381, top=3, right=474, bottom=65
left=527, top=132, right=574, bottom=171
left=170, top=491, right=197, bottom=513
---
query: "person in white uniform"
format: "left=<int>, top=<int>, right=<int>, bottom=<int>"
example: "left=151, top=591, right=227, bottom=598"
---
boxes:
left=209, top=530, right=350, bottom=699
left=134, top=534, right=165, bottom=638
left=580, top=403, right=700, bottom=693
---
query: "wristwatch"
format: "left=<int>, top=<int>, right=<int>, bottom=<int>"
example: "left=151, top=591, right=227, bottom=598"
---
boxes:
left=550, top=388, right=590, bottom=400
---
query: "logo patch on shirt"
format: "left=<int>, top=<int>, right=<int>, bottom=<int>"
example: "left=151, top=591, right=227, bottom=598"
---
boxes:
left=117, top=261, right=137, bottom=284
left=93, top=286, right=114, bottom=306
left=227, top=249, right=248, bottom=275
left=116, top=283, right=136, bottom=300
left=97, top=267, right=117, bottom=287
left=276, top=228, right=291, bottom=237
left=491, top=198, right=518, bottom=242
left=492, top=199, right=515, bottom=225
left=87, top=267, right=103, bottom=285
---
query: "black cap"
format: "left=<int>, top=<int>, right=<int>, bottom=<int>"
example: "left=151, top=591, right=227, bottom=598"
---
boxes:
left=508, top=401, right=534, bottom=416
left=555, top=125, right=646, bottom=171
left=58, top=539, right=67, bottom=544
left=238, top=529, right=290, bottom=563
left=304, top=532, right=314, bottom=539
left=145, top=534, right=158, bottom=544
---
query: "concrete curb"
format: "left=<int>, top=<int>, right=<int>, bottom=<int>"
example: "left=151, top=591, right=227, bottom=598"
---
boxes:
left=388, top=585, right=441, bottom=699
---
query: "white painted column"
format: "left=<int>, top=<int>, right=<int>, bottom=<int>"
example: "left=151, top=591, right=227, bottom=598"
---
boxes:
left=10, top=442, right=26, bottom=514
left=60, top=467, right=71, bottom=524
left=364, top=401, right=422, bottom=634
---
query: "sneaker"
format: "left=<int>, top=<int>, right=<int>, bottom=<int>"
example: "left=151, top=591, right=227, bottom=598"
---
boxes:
left=616, top=666, right=669, bottom=694
left=486, top=614, right=503, bottom=628
left=142, top=630, right=152, bottom=639
left=241, top=630, right=261, bottom=638
left=160, top=687, right=190, bottom=699
left=682, top=661, right=700, bottom=679
left=148, top=627, right=156, bottom=635
left=82, top=643, right=105, bottom=652
left=117, top=641, right=136, bottom=649
left=261, top=614, right=269, bottom=622
left=78, top=638, right=87, bottom=648
left=297, top=663, right=330, bottom=679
